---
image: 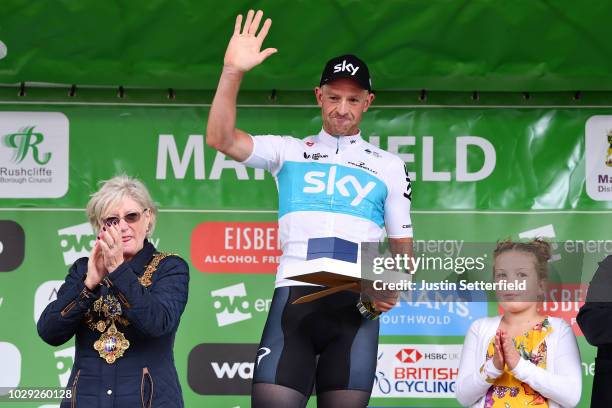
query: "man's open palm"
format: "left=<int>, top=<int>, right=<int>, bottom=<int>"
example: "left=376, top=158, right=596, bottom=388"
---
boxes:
left=224, top=10, right=277, bottom=72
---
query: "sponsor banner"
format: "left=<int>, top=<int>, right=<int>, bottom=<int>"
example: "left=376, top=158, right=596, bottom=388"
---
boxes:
left=57, top=222, right=94, bottom=266
left=210, top=282, right=272, bottom=328
left=0, top=112, right=69, bottom=198
left=380, top=292, right=488, bottom=336
left=191, top=222, right=281, bottom=273
left=0, top=104, right=610, bottom=408
left=33, top=281, right=64, bottom=324
left=0, top=106, right=609, bottom=212
left=542, top=283, right=588, bottom=337
left=372, top=344, right=461, bottom=398
left=0, top=220, right=25, bottom=272
left=187, top=343, right=258, bottom=395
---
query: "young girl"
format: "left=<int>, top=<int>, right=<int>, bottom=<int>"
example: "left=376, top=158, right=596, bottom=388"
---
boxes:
left=456, top=239, right=582, bottom=407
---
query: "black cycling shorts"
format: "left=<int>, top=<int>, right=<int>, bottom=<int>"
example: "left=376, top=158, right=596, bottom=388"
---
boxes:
left=252, top=286, right=379, bottom=396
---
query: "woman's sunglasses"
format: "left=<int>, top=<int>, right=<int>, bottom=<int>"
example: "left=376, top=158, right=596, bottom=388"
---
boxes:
left=102, top=208, right=148, bottom=225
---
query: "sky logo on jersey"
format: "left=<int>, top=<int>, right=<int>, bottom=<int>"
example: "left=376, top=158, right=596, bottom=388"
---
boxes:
left=278, top=161, right=387, bottom=225
left=380, top=289, right=488, bottom=336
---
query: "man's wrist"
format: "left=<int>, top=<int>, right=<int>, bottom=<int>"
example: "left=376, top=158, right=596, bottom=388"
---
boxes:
left=221, top=65, right=245, bottom=79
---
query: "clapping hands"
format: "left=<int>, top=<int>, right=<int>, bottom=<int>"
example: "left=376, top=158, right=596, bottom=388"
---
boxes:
left=492, top=329, right=521, bottom=371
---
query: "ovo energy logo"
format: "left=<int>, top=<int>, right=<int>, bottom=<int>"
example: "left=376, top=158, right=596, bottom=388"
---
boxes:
left=3, top=126, right=51, bottom=164
left=58, top=222, right=95, bottom=266
left=211, top=283, right=252, bottom=327
left=210, top=282, right=271, bottom=327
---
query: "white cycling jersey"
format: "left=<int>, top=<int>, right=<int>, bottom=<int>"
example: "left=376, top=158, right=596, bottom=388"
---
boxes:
left=242, top=129, right=413, bottom=287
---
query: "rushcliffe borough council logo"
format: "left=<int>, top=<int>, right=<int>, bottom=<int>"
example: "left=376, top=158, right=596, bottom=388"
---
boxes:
left=0, top=112, right=69, bottom=198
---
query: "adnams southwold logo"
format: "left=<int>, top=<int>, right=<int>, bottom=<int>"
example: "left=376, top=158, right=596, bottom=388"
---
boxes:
left=585, top=116, right=612, bottom=200
left=211, top=283, right=271, bottom=327
left=0, top=112, right=69, bottom=198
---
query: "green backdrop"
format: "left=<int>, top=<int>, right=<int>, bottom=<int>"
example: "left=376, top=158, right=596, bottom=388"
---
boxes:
left=0, top=97, right=610, bottom=407
left=2, top=1, right=612, bottom=92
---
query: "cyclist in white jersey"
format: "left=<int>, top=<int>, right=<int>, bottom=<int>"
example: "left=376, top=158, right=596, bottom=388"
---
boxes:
left=206, top=10, right=413, bottom=408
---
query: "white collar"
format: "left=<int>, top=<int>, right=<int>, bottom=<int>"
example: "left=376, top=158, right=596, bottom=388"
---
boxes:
left=315, top=128, right=363, bottom=151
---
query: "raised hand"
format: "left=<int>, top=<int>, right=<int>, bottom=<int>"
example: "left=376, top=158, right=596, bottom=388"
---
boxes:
left=223, top=10, right=277, bottom=73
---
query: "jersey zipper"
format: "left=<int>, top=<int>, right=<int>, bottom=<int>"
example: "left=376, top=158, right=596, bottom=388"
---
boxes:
left=328, top=136, right=342, bottom=236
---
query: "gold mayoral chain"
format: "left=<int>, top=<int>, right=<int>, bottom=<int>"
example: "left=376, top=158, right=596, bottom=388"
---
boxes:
left=84, top=252, right=174, bottom=364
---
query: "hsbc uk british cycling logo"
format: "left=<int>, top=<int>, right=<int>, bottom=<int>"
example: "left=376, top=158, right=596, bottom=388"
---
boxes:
left=395, top=348, right=423, bottom=363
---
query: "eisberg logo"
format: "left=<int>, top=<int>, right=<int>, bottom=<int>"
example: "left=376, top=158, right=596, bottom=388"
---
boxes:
left=58, top=222, right=95, bottom=266
left=333, top=60, right=360, bottom=76
left=303, top=165, right=376, bottom=206
left=3, top=126, right=51, bottom=164
left=0, top=342, right=21, bottom=395
left=211, top=283, right=252, bottom=327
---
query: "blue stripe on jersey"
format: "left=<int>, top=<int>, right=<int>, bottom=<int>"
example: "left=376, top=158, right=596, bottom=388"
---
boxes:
left=277, top=161, right=387, bottom=226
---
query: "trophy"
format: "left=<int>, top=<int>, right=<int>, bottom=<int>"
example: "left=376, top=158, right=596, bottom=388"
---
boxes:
left=285, top=237, right=407, bottom=320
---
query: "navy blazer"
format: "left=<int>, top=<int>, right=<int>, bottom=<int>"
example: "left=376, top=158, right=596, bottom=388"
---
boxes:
left=37, top=241, right=189, bottom=408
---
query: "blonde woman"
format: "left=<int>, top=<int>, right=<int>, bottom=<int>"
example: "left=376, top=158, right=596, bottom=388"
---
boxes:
left=37, top=175, right=189, bottom=408
left=456, top=239, right=582, bottom=408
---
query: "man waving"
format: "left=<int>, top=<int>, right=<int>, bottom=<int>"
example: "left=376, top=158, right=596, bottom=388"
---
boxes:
left=206, top=10, right=413, bottom=408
